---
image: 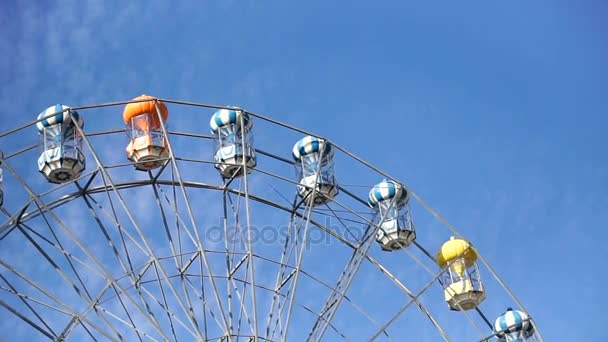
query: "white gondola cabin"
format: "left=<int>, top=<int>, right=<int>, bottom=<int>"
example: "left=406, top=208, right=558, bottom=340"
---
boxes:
left=123, top=95, right=170, bottom=171
left=36, top=105, right=86, bottom=184
left=368, top=179, right=416, bottom=251
left=292, top=136, right=338, bottom=206
left=436, top=237, right=486, bottom=311
left=210, top=109, right=256, bottom=179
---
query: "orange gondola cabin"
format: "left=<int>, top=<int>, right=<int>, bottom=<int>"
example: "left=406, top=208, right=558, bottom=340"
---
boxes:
left=123, top=95, right=170, bottom=171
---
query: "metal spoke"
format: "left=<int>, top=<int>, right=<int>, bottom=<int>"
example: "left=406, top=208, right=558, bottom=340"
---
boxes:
left=73, top=116, right=207, bottom=339
left=0, top=273, right=57, bottom=338
left=239, top=112, right=259, bottom=341
left=0, top=259, right=120, bottom=341
left=152, top=102, right=230, bottom=337
left=0, top=299, right=55, bottom=340
left=2, top=159, right=167, bottom=340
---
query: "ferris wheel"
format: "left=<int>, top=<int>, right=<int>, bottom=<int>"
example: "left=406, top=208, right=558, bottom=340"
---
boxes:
left=0, top=96, right=542, bottom=342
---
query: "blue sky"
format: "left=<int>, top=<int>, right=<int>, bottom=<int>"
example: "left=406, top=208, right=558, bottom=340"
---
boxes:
left=1, top=0, right=607, bottom=341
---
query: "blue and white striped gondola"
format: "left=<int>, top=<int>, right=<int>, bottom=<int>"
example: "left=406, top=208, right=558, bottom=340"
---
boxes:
left=292, top=136, right=333, bottom=162
left=36, top=104, right=86, bottom=184
left=368, top=179, right=409, bottom=208
left=210, top=109, right=252, bottom=134
left=494, top=308, right=535, bottom=342
left=292, top=136, right=338, bottom=206
left=209, top=109, right=256, bottom=178
left=36, top=104, right=84, bottom=133
left=368, top=179, right=415, bottom=251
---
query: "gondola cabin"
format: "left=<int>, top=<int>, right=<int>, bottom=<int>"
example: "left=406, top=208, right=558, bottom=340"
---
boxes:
left=494, top=308, right=537, bottom=342
left=210, top=109, right=256, bottom=179
left=368, top=179, right=416, bottom=251
left=436, top=237, right=486, bottom=311
left=123, top=95, right=170, bottom=171
left=36, top=105, right=86, bottom=183
left=292, top=136, right=338, bottom=206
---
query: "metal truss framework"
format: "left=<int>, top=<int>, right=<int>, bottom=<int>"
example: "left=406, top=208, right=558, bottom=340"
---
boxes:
left=0, top=99, right=542, bottom=342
